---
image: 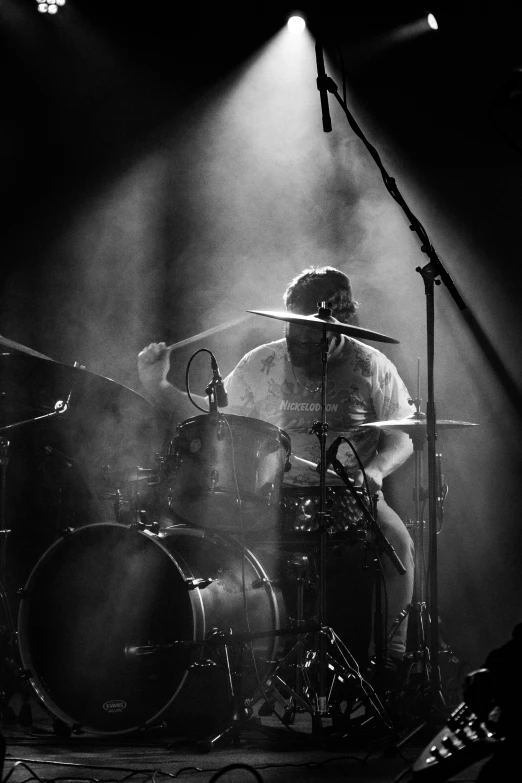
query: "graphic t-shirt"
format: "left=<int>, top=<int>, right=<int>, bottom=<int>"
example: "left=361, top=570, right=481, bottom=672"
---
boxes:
left=224, top=337, right=412, bottom=487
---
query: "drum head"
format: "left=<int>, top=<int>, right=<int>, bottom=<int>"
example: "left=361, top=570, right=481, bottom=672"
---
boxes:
left=18, top=524, right=197, bottom=734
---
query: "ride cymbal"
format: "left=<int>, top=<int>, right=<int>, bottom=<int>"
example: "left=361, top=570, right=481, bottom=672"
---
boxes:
left=247, top=310, right=399, bottom=344
left=361, top=416, right=479, bottom=432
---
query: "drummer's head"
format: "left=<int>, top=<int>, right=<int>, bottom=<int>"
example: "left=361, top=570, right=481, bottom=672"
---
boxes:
left=283, top=266, right=358, bottom=322
left=283, top=266, right=358, bottom=370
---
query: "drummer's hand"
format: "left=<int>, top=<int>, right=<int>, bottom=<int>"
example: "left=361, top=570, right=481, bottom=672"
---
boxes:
left=353, top=465, right=383, bottom=496
left=137, top=342, right=170, bottom=388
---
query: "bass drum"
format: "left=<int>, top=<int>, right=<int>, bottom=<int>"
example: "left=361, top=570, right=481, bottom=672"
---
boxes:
left=18, top=523, right=284, bottom=736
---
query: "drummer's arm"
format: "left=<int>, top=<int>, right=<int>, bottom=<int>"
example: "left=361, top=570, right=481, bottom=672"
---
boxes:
left=354, top=430, right=413, bottom=494
left=137, top=342, right=208, bottom=417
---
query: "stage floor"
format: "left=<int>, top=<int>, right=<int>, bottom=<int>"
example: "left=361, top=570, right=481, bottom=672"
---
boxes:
left=1, top=691, right=489, bottom=783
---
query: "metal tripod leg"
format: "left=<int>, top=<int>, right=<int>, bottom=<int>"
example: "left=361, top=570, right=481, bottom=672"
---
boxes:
left=195, top=636, right=256, bottom=753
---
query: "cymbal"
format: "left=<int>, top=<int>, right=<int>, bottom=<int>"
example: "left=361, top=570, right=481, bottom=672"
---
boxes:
left=0, top=352, right=167, bottom=483
left=247, top=310, right=399, bottom=344
left=361, top=416, right=479, bottom=432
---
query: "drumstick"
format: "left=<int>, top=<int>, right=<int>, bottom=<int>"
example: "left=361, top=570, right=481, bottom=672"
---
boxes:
left=164, top=314, right=254, bottom=354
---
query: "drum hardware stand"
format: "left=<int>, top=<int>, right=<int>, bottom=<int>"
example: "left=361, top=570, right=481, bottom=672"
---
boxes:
left=321, top=444, right=408, bottom=710
left=253, top=304, right=403, bottom=740
left=157, top=625, right=320, bottom=752
left=0, top=437, right=32, bottom=727
left=194, top=628, right=260, bottom=753
left=383, top=385, right=454, bottom=728
left=257, top=554, right=313, bottom=723
left=0, top=400, right=71, bottom=726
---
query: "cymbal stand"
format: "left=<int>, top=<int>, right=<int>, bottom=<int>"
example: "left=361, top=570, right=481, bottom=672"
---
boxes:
left=313, top=306, right=332, bottom=722
left=391, top=403, right=431, bottom=695
left=0, top=438, right=15, bottom=633
left=265, top=304, right=400, bottom=736
left=0, top=400, right=71, bottom=723
left=0, top=437, right=32, bottom=726
left=324, top=451, right=407, bottom=689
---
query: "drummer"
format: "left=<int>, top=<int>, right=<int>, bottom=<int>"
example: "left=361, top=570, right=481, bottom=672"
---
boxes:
left=138, top=265, right=414, bottom=683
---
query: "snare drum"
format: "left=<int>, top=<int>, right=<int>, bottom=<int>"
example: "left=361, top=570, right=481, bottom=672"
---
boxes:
left=280, top=485, right=369, bottom=541
left=161, top=414, right=291, bottom=532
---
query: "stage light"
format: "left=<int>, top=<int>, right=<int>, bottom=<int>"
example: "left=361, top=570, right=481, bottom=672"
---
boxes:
left=36, top=0, right=66, bottom=13
left=287, top=14, right=306, bottom=35
left=427, top=13, right=438, bottom=30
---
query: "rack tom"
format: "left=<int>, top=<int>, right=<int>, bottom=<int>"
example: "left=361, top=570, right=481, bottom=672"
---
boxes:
left=161, top=413, right=291, bottom=532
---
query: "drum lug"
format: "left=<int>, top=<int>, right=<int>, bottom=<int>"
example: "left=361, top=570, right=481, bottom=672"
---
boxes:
left=185, top=577, right=214, bottom=590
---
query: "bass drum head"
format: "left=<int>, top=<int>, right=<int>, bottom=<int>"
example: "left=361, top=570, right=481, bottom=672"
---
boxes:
left=18, top=523, right=284, bottom=736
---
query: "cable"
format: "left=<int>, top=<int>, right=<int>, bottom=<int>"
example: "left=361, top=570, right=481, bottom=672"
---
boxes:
left=207, top=764, right=264, bottom=783
left=184, top=349, right=212, bottom=413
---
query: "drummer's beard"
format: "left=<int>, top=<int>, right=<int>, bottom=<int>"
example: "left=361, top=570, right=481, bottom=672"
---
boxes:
left=286, top=337, right=323, bottom=376
left=286, top=332, right=342, bottom=375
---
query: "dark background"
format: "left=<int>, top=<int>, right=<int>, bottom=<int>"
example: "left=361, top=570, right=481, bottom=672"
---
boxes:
left=0, top=0, right=521, bottom=670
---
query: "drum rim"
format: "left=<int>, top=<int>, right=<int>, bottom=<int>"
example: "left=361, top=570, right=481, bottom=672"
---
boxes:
left=175, top=413, right=291, bottom=450
left=17, top=522, right=206, bottom=736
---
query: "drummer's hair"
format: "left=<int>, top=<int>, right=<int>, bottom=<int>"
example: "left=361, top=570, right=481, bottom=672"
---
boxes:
left=283, top=266, right=359, bottom=323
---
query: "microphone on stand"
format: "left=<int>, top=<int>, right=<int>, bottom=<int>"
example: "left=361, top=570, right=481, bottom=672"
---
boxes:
left=315, top=38, right=332, bottom=133
left=210, top=353, right=228, bottom=408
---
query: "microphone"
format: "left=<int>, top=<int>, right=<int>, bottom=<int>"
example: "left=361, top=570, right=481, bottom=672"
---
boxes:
left=315, top=38, right=332, bottom=133
left=210, top=353, right=228, bottom=408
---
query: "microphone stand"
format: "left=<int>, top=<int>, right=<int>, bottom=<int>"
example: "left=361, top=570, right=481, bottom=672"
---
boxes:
left=316, top=60, right=470, bottom=718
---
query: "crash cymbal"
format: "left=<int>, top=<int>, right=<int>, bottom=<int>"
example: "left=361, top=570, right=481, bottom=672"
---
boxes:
left=247, top=309, right=399, bottom=344
left=0, top=352, right=167, bottom=483
left=361, top=415, right=479, bottom=432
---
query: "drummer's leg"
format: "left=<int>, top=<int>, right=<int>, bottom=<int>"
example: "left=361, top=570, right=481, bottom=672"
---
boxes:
left=372, top=494, right=415, bottom=659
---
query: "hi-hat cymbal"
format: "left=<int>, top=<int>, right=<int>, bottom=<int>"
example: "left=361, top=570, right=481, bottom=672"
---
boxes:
left=361, top=415, right=479, bottom=433
left=247, top=310, right=399, bottom=344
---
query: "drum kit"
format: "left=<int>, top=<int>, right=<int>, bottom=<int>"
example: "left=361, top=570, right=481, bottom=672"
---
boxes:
left=0, top=308, right=478, bottom=746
